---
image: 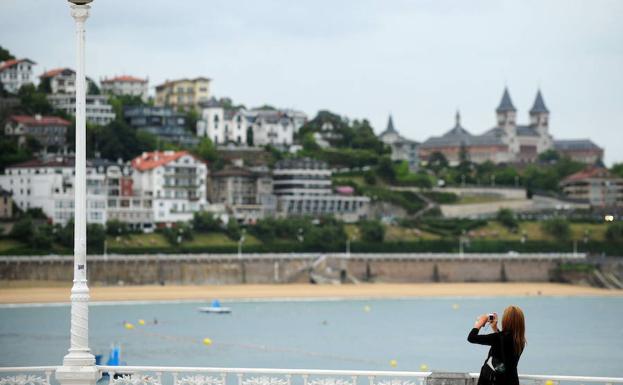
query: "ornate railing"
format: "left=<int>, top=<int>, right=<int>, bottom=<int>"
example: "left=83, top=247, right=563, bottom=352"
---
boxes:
left=0, top=367, right=56, bottom=385
left=1, top=367, right=623, bottom=385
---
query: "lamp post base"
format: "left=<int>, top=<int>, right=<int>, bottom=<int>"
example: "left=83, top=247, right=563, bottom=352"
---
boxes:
left=56, top=363, right=99, bottom=385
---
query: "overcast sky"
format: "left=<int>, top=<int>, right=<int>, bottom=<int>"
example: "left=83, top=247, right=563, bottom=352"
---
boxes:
left=2, top=0, right=622, bottom=164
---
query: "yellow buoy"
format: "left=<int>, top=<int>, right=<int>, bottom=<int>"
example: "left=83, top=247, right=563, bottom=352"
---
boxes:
left=138, top=319, right=145, bottom=326
left=452, top=304, right=460, bottom=310
left=389, top=359, right=397, bottom=368
left=124, top=323, right=134, bottom=330
left=203, top=337, right=213, bottom=346
left=364, top=305, right=371, bottom=312
left=420, top=364, right=428, bottom=371
left=545, top=380, right=554, bottom=385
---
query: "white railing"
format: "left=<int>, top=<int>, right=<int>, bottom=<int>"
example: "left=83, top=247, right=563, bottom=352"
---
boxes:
left=0, top=367, right=56, bottom=385
left=1, top=367, right=623, bottom=385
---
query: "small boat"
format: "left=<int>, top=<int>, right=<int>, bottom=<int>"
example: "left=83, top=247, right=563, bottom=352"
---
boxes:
left=198, top=299, right=232, bottom=314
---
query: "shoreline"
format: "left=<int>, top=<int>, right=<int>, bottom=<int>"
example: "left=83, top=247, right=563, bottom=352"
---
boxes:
left=0, top=282, right=621, bottom=304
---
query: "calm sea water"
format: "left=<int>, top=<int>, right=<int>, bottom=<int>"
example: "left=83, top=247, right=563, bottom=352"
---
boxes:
left=0, top=297, right=622, bottom=376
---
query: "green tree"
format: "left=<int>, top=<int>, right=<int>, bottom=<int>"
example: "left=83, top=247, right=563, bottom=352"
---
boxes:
left=246, top=126, right=254, bottom=146
left=427, top=152, right=449, bottom=174
left=192, top=212, right=221, bottom=232
left=496, top=208, right=518, bottom=230
left=87, top=79, right=100, bottom=95
left=32, top=224, right=54, bottom=250
left=10, top=217, right=33, bottom=242
left=106, top=219, right=130, bottom=236
left=359, top=220, right=385, bottom=243
left=364, top=170, right=377, bottom=185
left=377, top=157, right=396, bottom=182
left=541, top=217, right=571, bottom=241
left=605, top=222, right=623, bottom=242
left=226, top=219, right=242, bottom=240
left=611, top=163, right=623, bottom=179
left=16, top=84, right=53, bottom=115
left=194, top=137, right=218, bottom=162
left=538, top=149, right=561, bottom=163
left=87, top=224, right=106, bottom=253
left=302, top=132, right=320, bottom=151
left=0, top=45, right=15, bottom=61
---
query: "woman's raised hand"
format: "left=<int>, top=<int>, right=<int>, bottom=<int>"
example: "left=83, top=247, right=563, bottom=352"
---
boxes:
left=474, top=314, right=489, bottom=329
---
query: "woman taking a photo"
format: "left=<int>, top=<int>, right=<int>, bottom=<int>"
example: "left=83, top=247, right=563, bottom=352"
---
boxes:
left=468, top=305, right=526, bottom=385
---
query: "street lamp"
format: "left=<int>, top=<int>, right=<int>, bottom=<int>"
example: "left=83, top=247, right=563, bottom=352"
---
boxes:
left=238, top=228, right=246, bottom=259
left=57, top=1, right=99, bottom=385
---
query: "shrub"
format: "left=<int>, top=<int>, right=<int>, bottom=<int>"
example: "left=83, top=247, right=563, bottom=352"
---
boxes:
left=422, top=191, right=459, bottom=204
left=226, top=219, right=242, bottom=240
left=106, top=219, right=131, bottom=236
left=158, top=222, right=194, bottom=245
left=541, top=217, right=571, bottom=241
left=192, top=212, right=222, bottom=233
left=359, top=220, right=385, bottom=243
left=496, top=208, right=518, bottom=230
left=10, top=217, right=33, bottom=242
left=605, top=222, right=623, bottom=242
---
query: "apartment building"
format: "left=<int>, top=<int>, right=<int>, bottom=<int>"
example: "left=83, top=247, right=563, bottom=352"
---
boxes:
left=47, top=94, right=115, bottom=126
left=39, top=68, right=77, bottom=95
left=101, top=75, right=149, bottom=101
left=0, top=58, right=36, bottom=93
left=130, top=151, right=208, bottom=225
left=155, top=77, right=210, bottom=111
left=4, top=114, right=70, bottom=152
left=124, top=106, right=198, bottom=148
left=0, top=157, right=156, bottom=229
left=210, top=164, right=276, bottom=223
left=273, top=158, right=370, bottom=222
left=560, top=167, right=623, bottom=208
left=197, top=98, right=305, bottom=147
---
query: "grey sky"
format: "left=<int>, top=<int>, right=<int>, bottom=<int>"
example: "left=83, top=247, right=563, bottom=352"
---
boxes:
left=2, top=0, right=622, bottom=164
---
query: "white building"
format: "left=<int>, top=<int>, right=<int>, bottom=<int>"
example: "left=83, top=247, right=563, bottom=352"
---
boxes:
left=39, top=68, right=76, bottom=95
left=197, top=98, right=306, bottom=147
left=101, top=75, right=149, bottom=101
left=378, top=115, right=420, bottom=171
left=0, top=58, right=36, bottom=93
left=47, top=94, right=115, bottom=126
left=0, top=157, right=156, bottom=229
left=5, top=114, right=70, bottom=152
left=130, top=151, right=208, bottom=225
left=273, top=158, right=370, bottom=222
left=0, top=158, right=106, bottom=225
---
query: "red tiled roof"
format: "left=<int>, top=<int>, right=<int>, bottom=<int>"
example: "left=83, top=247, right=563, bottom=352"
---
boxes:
left=40, top=67, right=74, bottom=78
left=131, top=151, right=203, bottom=171
left=562, top=166, right=613, bottom=183
left=102, top=75, right=147, bottom=83
left=8, top=157, right=75, bottom=169
left=9, top=115, right=71, bottom=127
left=0, top=58, right=36, bottom=72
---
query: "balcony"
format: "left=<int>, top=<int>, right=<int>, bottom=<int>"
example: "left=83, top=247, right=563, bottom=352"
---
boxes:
left=0, top=366, right=621, bottom=385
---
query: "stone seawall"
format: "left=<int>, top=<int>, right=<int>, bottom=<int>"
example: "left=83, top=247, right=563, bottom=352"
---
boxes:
left=0, top=253, right=580, bottom=285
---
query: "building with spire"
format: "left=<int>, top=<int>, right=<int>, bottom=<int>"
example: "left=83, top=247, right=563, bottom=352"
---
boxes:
left=419, top=87, right=603, bottom=165
left=378, top=115, right=420, bottom=171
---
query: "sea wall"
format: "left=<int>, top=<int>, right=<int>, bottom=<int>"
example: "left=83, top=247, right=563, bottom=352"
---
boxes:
left=0, top=253, right=579, bottom=285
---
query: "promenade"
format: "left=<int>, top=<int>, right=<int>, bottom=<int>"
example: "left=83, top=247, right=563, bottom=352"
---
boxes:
left=1, top=282, right=621, bottom=304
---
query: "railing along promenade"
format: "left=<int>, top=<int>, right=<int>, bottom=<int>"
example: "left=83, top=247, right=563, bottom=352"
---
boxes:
left=0, top=253, right=588, bottom=263
left=0, top=366, right=621, bottom=385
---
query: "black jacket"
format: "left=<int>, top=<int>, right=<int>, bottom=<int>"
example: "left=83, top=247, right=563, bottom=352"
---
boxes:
left=468, top=328, right=521, bottom=385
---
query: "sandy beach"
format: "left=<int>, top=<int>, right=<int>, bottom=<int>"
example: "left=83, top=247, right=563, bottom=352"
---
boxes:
left=0, top=282, right=621, bottom=304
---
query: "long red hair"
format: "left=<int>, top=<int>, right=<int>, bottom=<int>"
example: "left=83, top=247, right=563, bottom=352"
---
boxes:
left=502, top=305, right=526, bottom=355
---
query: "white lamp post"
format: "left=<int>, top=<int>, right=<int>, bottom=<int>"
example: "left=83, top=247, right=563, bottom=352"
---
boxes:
left=56, top=1, right=99, bottom=385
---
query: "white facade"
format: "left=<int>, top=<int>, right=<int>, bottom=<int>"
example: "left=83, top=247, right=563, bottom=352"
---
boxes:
left=0, top=159, right=106, bottom=225
left=197, top=100, right=305, bottom=147
left=40, top=68, right=76, bottom=95
left=0, top=58, right=36, bottom=93
left=47, top=94, right=115, bottom=125
left=0, top=158, right=158, bottom=229
left=131, top=151, right=208, bottom=224
left=101, top=75, right=149, bottom=101
left=197, top=104, right=248, bottom=145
